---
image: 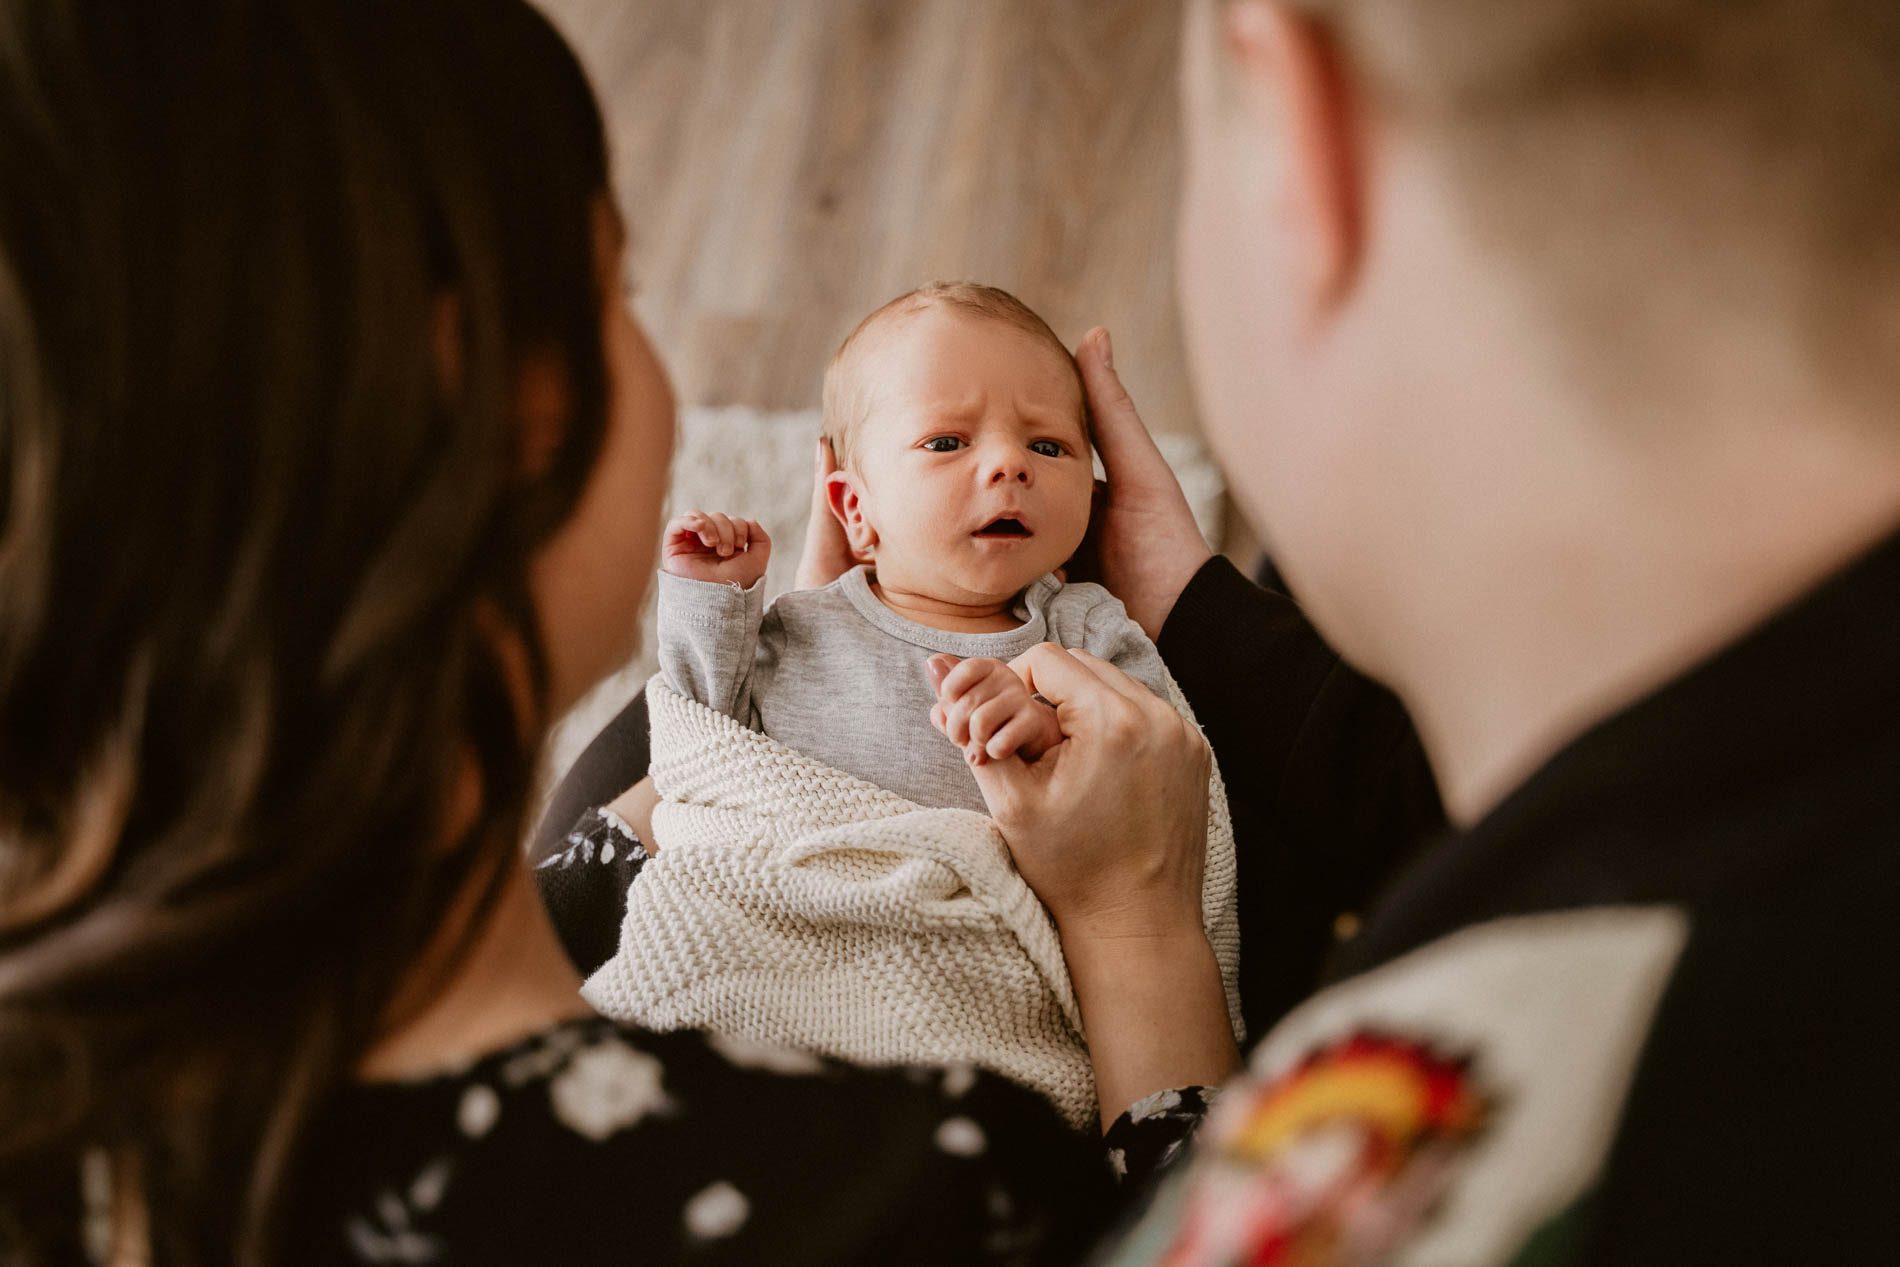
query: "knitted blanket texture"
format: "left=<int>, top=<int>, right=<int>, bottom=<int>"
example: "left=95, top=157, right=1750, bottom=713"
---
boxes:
left=580, top=672, right=1242, bottom=1128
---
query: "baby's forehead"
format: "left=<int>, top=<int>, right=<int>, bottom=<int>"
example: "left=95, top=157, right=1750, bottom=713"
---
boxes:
left=850, top=304, right=1086, bottom=420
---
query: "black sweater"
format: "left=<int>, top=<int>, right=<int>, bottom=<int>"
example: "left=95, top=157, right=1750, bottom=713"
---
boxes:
left=1104, top=535, right=1900, bottom=1265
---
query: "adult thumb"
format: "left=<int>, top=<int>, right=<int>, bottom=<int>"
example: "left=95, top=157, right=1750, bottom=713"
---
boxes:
left=1078, top=327, right=1159, bottom=473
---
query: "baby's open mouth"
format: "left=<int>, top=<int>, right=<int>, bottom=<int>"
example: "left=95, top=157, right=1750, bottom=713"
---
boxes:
left=973, top=517, right=1032, bottom=538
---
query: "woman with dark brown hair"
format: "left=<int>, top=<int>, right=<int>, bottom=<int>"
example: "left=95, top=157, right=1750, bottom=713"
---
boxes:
left=0, top=1, right=1243, bottom=1261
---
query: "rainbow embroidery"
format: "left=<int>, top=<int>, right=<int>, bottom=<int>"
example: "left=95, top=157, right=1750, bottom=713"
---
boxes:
left=1162, top=1033, right=1492, bottom=1267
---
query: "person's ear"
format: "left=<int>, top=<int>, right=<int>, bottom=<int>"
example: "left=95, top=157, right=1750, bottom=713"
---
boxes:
left=824, top=470, right=878, bottom=563
left=1226, top=0, right=1365, bottom=311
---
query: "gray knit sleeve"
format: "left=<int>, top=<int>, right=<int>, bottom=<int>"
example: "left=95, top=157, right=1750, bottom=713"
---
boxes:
left=1071, top=586, right=1172, bottom=701
left=655, top=570, right=766, bottom=723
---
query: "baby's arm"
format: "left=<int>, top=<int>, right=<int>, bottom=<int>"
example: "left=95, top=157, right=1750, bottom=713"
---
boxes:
left=656, top=511, right=772, bottom=721
left=929, top=656, right=1064, bottom=767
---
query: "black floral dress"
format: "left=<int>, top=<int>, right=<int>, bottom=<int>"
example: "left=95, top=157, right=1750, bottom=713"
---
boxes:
left=289, top=811, right=1214, bottom=1265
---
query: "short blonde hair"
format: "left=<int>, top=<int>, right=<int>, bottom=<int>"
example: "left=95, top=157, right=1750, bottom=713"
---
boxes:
left=1203, top=0, right=1900, bottom=398
left=821, top=282, right=1090, bottom=471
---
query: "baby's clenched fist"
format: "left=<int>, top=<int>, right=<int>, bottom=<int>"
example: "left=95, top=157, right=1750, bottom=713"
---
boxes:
left=927, top=654, right=1064, bottom=766
left=664, top=511, right=771, bottom=588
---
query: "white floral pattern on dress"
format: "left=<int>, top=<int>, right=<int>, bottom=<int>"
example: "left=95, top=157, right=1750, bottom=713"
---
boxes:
left=408, top=1159, right=452, bottom=1213
left=1128, top=1087, right=1183, bottom=1122
left=499, top=1024, right=587, bottom=1086
left=683, top=1180, right=751, bottom=1240
left=935, top=1116, right=987, bottom=1157
left=547, top=1035, right=672, bottom=1141
left=456, top=1084, right=499, bottom=1139
left=707, top=1030, right=827, bottom=1075
left=345, top=1181, right=443, bottom=1263
left=941, top=1062, right=978, bottom=1098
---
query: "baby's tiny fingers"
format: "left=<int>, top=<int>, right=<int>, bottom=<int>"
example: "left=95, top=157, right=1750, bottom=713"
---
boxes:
left=967, top=696, right=1020, bottom=749
left=926, top=654, right=960, bottom=694
left=940, top=694, right=979, bottom=747
left=985, top=711, right=1047, bottom=761
left=937, top=656, right=1004, bottom=703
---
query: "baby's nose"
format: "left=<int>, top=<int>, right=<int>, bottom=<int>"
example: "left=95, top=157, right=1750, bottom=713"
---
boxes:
left=984, top=451, right=1031, bottom=484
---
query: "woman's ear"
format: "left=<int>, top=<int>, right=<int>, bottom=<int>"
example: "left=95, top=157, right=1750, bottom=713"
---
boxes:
left=824, top=470, right=878, bottom=563
left=435, top=290, right=568, bottom=483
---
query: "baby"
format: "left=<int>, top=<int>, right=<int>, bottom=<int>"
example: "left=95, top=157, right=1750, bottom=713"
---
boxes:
left=583, top=284, right=1239, bottom=1128
left=655, top=282, right=1171, bottom=810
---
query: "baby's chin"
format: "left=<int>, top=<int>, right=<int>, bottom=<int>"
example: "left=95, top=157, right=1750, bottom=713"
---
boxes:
left=883, top=553, right=1064, bottom=605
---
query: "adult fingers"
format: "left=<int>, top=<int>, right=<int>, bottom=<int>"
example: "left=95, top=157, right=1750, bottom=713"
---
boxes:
left=1077, top=327, right=1170, bottom=484
left=1065, top=648, right=1166, bottom=706
left=1004, top=642, right=1129, bottom=716
left=965, top=749, right=1033, bottom=820
left=795, top=437, right=853, bottom=590
left=982, top=708, right=1050, bottom=761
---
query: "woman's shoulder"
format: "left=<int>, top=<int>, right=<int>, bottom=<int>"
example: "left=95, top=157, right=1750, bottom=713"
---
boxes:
left=292, top=1017, right=1113, bottom=1265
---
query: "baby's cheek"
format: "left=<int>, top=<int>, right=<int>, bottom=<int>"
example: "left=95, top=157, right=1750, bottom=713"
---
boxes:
left=1050, top=482, right=1095, bottom=551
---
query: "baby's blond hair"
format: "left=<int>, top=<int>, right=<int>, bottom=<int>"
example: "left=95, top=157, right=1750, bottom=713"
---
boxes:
left=821, top=283, right=1089, bottom=471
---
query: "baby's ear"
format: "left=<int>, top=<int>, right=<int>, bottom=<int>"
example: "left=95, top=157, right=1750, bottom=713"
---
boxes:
left=824, top=470, right=878, bottom=563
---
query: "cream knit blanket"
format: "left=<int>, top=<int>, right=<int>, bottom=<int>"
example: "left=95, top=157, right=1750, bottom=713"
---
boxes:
left=580, top=672, right=1243, bottom=1128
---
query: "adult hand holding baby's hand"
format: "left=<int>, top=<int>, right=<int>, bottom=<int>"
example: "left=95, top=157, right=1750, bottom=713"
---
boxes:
left=664, top=510, right=771, bottom=588
left=942, top=644, right=1211, bottom=941
left=929, top=656, right=1064, bottom=766
left=934, top=642, right=1237, bottom=1128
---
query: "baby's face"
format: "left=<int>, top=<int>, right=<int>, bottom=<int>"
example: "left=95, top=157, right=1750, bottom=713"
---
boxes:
left=842, top=308, right=1094, bottom=605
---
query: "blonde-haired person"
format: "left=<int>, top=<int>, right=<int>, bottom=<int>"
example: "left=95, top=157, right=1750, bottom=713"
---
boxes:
left=1100, top=0, right=1898, bottom=1261
left=0, top=1, right=1240, bottom=1262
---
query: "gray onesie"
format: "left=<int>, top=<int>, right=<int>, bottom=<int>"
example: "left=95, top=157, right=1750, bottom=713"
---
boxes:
left=655, top=564, right=1170, bottom=814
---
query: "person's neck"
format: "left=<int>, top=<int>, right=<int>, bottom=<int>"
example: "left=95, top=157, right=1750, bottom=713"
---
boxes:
left=358, top=856, right=591, bottom=1081
left=1384, top=410, right=1900, bottom=829
left=869, top=574, right=1024, bottom=633
left=358, top=737, right=590, bottom=1082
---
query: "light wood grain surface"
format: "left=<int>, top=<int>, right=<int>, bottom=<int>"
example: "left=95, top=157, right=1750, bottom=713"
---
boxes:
left=537, top=0, right=1258, bottom=556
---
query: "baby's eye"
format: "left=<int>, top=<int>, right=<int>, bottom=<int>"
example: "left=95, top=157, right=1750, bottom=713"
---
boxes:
left=921, top=436, right=964, bottom=453
left=1029, top=440, right=1065, bottom=458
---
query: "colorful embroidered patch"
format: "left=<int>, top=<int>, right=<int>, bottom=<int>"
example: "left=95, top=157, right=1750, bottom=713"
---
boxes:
left=1158, top=1032, right=1492, bottom=1267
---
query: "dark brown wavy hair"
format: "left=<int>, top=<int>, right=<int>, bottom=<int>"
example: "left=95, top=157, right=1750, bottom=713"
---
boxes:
left=0, top=0, right=614, bottom=1260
